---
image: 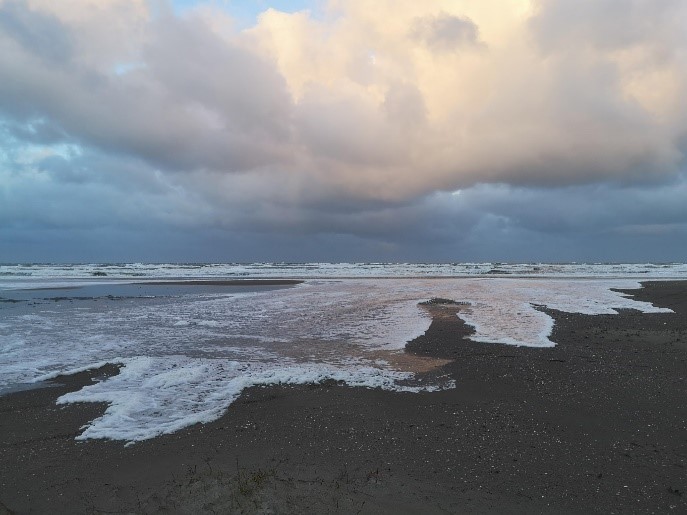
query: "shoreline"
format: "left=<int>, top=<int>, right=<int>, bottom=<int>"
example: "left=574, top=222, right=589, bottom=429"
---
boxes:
left=11, top=279, right=305, bottom=291
left=1, top=281, right=686, bottom=513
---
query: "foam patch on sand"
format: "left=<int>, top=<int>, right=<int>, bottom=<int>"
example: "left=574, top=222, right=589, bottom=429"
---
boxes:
left=57, top=356, right=452, bottom=443
left=446, top=280, right=673, bottom=347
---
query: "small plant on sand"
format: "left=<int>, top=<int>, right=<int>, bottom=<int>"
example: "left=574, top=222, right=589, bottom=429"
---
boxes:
left=235, top=467, right=275, bottom=497
left=366, top=468, right=380, bottom=484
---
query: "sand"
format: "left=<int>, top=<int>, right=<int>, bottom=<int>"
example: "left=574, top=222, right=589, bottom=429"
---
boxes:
left=1, top=281, right=685, bottom=514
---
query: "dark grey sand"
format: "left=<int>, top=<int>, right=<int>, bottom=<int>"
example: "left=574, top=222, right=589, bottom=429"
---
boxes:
left=1, top=281, right=686, bottom=514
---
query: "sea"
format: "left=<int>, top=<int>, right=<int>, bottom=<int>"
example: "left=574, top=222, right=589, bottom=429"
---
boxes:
left=1, top=262, right=685, bottom=443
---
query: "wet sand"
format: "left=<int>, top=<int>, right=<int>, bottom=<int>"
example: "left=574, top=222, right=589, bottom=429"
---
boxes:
left=20, top=280, right=304, bottom=291
left=1, top=281, right=686, bottom=514
left=133, top=280, right=303, bottom=286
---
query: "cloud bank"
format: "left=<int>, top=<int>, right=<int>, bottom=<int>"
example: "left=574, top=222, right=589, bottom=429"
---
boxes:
left=1, top=0, right=686, bottom=261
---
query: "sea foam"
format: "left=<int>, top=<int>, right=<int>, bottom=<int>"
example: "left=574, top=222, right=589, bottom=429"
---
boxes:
left=56, top=356, right=449, bottom=443
left=0, top=276, right=675, bottom=442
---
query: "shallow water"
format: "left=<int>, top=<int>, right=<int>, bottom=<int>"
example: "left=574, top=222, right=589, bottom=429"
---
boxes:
left=0, top=269, right=679, bottom=442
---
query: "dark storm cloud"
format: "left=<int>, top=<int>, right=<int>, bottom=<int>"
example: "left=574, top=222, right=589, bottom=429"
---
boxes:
left=451, top=177, right=687, bottom=237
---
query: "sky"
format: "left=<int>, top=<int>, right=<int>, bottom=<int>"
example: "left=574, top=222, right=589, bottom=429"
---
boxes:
left=1, top=0, right=686, bottom=263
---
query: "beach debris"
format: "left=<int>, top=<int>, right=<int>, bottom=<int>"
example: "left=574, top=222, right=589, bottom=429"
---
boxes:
left=419, top=298, right=470, bottom=306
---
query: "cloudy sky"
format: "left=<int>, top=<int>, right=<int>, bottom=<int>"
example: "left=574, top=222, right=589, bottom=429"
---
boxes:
left=1, top=0, right=686, bottom=263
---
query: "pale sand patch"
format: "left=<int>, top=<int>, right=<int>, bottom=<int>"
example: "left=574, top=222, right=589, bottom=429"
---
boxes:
left=365, top=348, right=452, bottom=373
left=364, top=304, right=467, bottom=373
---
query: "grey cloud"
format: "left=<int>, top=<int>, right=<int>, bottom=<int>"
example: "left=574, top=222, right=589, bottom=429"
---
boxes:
left=174, top=170, right=687, bottom=254
left=295, top=89, right=402, bottom=166
left=0, top=2, right=293, bottom=173
left=448, top=175, right=687, bottom=240
left=383, top=82, right=427, bottom=130
left=412, top=12, right=483, bottom=51
left=36, top=155, right=88, bottom=184
left=3, top=157, right=687, bottom=261
left=144, top=14, right=292, bottom=141
left=0, top=0, right=71, bottom=63
left=530, top=0, right=687, bottom=53
left=0, top=144, right=217, bottom=233
left=4, top=118, right=70, bottom=145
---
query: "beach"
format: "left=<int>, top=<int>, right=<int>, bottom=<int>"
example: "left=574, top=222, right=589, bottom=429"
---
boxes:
left=1, top=280, right=686, bottom=514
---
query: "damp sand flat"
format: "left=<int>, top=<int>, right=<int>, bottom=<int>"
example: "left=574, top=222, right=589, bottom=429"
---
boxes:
left=1, top=278, right=302, bottom=297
